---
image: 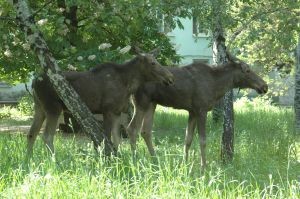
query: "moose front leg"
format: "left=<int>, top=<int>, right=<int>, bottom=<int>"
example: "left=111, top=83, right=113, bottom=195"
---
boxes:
left=141, top=103, right=157, bottom=156
left=197, top=111, right=207, bottom=170
left=184, top=112, right=196, bottom=161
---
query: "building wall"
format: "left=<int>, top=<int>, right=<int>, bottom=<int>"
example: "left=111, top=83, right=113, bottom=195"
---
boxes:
left=167, top=18, right=213, bottom=65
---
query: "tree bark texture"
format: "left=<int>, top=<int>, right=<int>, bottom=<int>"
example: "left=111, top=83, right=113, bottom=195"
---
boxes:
left=13, top=0, right=115, bottom=154
left=294, top=35, right=300, bottom=134
left=222, top=90, right=234, bottom=162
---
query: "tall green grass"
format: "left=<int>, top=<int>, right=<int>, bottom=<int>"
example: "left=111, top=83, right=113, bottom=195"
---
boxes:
left=0, top=98, right=299, bottom=198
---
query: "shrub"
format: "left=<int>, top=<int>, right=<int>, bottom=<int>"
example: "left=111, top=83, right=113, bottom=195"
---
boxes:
left=17, top=93, right=34, bottom=115
left=0, top=106, right=12, bottom=119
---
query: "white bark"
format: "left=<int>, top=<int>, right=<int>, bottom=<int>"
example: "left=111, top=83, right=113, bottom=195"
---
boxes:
left=13, top=0, right=115, bottom=154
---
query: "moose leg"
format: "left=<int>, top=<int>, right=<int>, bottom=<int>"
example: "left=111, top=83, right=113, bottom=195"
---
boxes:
left=141, top=103, right=157, bottom=156
left=27, top=103, right=45, bottom=157
left=43, top=112, right=60, bottom=154
left=111, top=114, right=121, bottom=151
left=184, top=112, right=196, bottom=161
left=103, top=112, right=117, bottom=155
left=196, top=111, right=207, bottom=169
left=127, top=108, right=145, bottom=155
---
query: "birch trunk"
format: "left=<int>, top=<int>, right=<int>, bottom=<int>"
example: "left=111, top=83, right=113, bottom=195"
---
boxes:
left=222, top=89, right=234, bottom=162
left=13, top=0, right=115, bottom=155
left=294, top=35, right=300, bottom=134
left=212, top=18, right=235, bottom=163
left=212, top=34, right=225, bottom=124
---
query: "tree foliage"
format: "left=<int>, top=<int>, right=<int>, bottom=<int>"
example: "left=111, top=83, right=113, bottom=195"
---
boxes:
left=188, top=0, right=299, bottom=73
left=1, top=0, right=299, bottom=83
left=229, top=0, right=299, bottom=74
left=0, top=0, right=188, bottom=83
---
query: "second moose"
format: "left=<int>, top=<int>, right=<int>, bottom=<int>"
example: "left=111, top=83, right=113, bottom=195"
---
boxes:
left=127, top=52, right=268, bottom=168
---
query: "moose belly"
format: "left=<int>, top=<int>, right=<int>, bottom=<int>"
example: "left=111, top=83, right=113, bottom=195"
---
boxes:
left=154, top=92, right=192, bottom=110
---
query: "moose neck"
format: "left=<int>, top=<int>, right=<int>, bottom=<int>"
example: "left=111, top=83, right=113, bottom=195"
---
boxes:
left=213, top=64, right=236, bottom=100
left=119, top=57, right=144, bottom=94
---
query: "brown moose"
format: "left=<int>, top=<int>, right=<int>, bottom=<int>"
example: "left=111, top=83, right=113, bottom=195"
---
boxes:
left=27, top=51, right=174, bottom=156
left=127, top=52, right=268, bottom=168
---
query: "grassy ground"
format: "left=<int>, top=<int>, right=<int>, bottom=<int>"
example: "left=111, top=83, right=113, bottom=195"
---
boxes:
left=0, top=98, right=299, bottom=198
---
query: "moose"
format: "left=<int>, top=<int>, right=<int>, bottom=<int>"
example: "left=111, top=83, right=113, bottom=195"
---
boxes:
left=27, top=50, right=174, bottom=156
left=126, top=52, right=268, bottom=168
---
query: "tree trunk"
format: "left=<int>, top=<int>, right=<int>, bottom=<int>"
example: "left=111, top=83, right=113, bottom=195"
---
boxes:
left=222, top=90, right=234, bottom=162
left=212, top=39, right=224, bottom=123
left=13, top=0, right=115, bottom=155
left=294, top=35, right=300, bottom=134
left=211, top=0, right=225, bottom=124
left=212, top=18, right=235, bottom=164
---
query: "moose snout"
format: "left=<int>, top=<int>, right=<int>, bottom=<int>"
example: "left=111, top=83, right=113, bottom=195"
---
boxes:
left=262, top=84, right=268, bottom=94
left=257, top=84, right=268, bottom=94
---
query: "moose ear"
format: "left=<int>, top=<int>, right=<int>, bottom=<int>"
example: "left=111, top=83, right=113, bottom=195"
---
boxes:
left=241, top=63, right=250, bottom=73
left=136, top=53, right=145, bottom=60
left=226, top=50, right=240, bottom=63
left=149, top=47, right=161, bottom=58
left=132, top=46, right=144, bottom=54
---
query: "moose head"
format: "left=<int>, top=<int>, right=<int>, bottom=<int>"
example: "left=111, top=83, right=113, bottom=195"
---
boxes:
left=226, top=51, right=268, bottom=94
left=134, top=46, right=174, bottom=85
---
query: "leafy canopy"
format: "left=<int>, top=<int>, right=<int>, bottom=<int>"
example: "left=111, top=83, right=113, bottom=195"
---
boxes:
left=0, top=0, right=188, bottom=83
left=1, top=0, right=299, bottom=83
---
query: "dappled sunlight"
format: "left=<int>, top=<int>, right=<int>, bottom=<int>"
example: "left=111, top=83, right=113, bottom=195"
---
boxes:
left=234, top=96, right=282, bottom=113
left=156, top=105, right=188, bottom=116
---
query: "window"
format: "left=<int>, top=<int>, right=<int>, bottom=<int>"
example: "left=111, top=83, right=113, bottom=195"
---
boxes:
left=157, top=11, right=171, bottom=34
left=192, top=16, right=207, bottom=37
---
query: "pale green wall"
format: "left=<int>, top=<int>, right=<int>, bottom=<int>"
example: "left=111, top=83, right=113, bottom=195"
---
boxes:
left=167, top=18, right=213, bottom=65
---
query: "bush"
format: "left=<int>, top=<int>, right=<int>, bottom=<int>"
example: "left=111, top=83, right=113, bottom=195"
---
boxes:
left=17, top=94, right=34, bottom=115
left=0, top=106, right=12, bottom=119
left=234, top=96, right=275, bottom=112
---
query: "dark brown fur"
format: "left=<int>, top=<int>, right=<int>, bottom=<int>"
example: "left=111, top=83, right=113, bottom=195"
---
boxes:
left=27, top=53, right=174, bottom=156
left=127, top=60, right=268, bottom=168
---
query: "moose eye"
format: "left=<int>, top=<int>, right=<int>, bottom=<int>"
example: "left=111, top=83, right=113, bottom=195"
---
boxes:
left=151, top=62, right=156, bottom=65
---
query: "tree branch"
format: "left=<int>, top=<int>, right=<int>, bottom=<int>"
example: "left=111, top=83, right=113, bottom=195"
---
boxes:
left=31, top=0, right=54, bottom=18
left=0, top=16, right=16, bottom=21
left=227, top=7, right=293, bottom=50
left=25, top=83, right=33, bottom=97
